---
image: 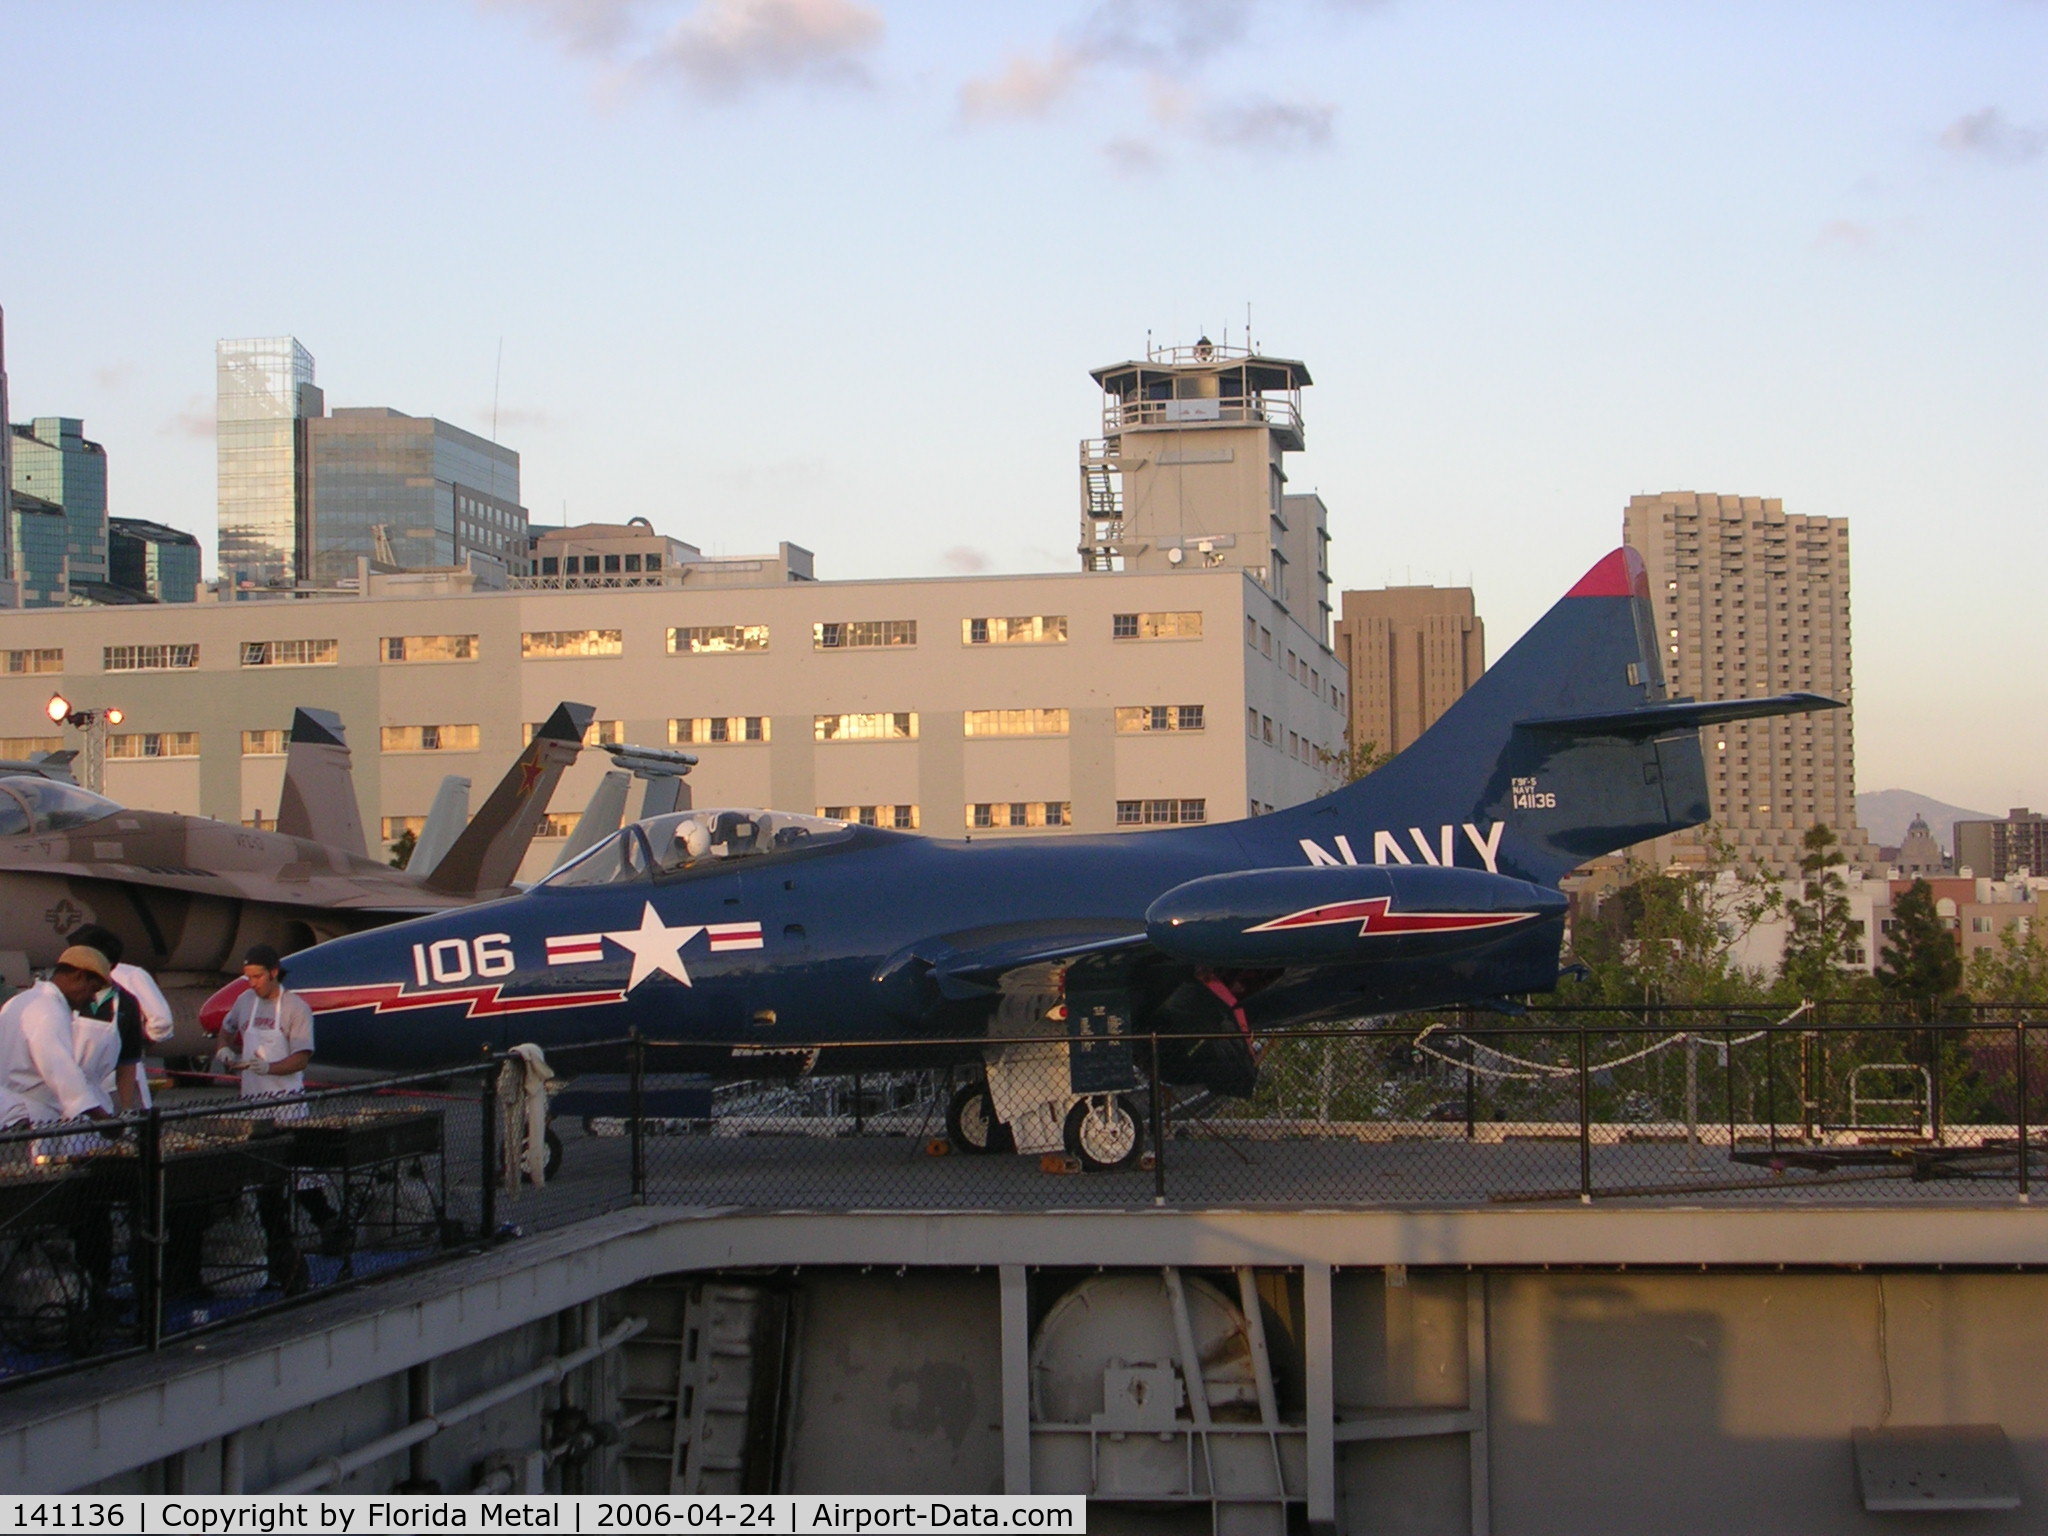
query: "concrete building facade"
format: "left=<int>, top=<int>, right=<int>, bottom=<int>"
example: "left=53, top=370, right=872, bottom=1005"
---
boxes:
left=1955, top=809, right=2048, bottom=881
left=523, top=521, right=815, bottom=590
left=1623, top=492, right=1876, bottom=875
left=1332, top=585, right=1485, bottom=762
left=0, top=567, right=1345, bottom=879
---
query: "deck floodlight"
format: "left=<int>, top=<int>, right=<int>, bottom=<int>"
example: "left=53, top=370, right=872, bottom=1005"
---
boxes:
left=45, top=694, right=69, bottom=724
left=105, top=707, right=124, bottom=726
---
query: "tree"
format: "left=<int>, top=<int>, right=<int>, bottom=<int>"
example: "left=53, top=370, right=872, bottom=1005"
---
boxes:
left=1966, top=922, right=2048, bottom=1008
left=1331, top=739, right=1391, bottom=782
left=1780, top=823, right=1859, bottom=998
left=388, top=826, right=417, bottom=870
left=1876, top=878, right=1962, bottom=1020
left=1562, top=828, right=1778, bottom=1005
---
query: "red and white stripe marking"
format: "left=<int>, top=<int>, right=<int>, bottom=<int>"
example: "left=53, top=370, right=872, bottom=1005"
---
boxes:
left=706, top=921, right=765, bottom=952
left=547, top=932, right=607, bottom=966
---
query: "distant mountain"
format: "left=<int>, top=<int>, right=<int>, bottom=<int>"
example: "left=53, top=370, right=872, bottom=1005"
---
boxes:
left=1857, top=790, right=1997, bottom=854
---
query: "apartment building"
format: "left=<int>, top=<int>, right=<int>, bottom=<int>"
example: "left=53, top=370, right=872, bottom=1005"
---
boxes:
left=1332, top=585, right=1484, bottom=761
left=1623, top=492, right=1877, bottom=875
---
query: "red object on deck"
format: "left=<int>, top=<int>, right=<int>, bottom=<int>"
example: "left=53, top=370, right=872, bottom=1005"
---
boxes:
left=199, top=975, right=249, bottom=1035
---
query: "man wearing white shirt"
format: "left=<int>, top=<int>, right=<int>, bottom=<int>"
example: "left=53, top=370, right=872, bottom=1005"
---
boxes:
left=0, top=954, right=117, bottom=1131
left=70, top=925, right=170, bottom=1108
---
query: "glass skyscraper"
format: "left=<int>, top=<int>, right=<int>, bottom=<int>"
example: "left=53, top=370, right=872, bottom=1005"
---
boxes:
left=216, top=337, right=321, bottom=592
left=108, top=517, right=201, bottom=603
left=306, top=408, right=525, bottom=586
left=8, top=417, right=109, bottom=589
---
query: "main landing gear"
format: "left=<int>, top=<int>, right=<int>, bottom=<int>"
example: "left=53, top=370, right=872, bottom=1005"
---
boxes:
left=948, top=1080, right=1144, bottom=1172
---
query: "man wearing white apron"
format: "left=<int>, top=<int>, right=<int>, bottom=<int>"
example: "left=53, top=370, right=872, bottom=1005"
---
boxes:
left=220, top=944, right=314, bottom=1121
left=69, top=925, right=173, bottom=1109
left=0, top=949, right=119, bottom=1160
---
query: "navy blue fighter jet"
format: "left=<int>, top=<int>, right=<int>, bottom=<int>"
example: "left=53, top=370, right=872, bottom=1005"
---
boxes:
left=266, top=548, right=1838, bottom=1166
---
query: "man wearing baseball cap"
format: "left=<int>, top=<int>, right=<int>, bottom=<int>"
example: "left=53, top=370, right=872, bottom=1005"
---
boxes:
left=219, top=943, right=315, bottom=1116
left=0, top=947, right=121, bottom=1131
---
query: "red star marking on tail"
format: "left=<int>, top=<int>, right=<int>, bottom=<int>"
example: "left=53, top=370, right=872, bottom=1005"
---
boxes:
left=1244, top=897, right=1535, bottom=938
left=517, top=757, right=547, bottom=795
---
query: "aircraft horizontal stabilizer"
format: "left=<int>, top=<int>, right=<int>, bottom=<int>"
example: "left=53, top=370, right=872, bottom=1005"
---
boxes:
left=1517, top=692, right=1842, bottom=736
left=873, top=927, right=1147, bottom=1008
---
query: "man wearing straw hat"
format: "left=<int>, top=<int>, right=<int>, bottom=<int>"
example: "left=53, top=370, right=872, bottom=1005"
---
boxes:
left=0, top=948, right=122, bottom=1133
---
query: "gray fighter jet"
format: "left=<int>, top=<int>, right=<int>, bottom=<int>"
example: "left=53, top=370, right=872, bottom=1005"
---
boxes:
left=0, top=703, right=595, bottom=1019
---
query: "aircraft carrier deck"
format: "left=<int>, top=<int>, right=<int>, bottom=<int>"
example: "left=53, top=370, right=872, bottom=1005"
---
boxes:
left=2, top=1015, right=2044, bottom=1534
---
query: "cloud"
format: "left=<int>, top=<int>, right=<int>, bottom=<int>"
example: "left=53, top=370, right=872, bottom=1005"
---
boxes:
left=1939, top=107, right=2047, bottom=164
left=645, top=0, right=882, bottom=95
left=940, top=546, right=989, bottom=574
left=491, top=0, right=882, bottom=98
left=1102, top=136, right=1164, bottom=177
left=959, top=49, right=1085, bottom=121
left=1195, top=93, right=1333, bottom=151
left=1813, top=219, right=1876, bottom=251
left=1076, top=0, right=1250, bottom=69
left=92, top=364, right=132, bottom=391
left=162, top=407, right=214, bottom=439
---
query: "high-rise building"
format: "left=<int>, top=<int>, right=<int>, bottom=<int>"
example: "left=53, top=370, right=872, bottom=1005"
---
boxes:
left=216, top=336, right=321, bottom=593
left=108, top=517, right=201, bottom=604
left=304, top=407, right=525, bottom=586
left=8, top=416, right=107, bottom=588
left=1953, top=809, right=2048, bottom=881
left=0, top=306, right=12, bottom=598
left=1080, top=338, right=1332, bottom=644
left=1623, top=492, right=1876, bottom=874
left=1332, top=586, right=1485, bottom=761
left=5, top=490, right=68, bottom=606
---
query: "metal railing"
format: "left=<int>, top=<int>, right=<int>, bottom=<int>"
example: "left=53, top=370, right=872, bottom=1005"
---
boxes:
left=5, top=1008, right=2043, bottom=1388
left=1102, top=395, right=1302, bottom=436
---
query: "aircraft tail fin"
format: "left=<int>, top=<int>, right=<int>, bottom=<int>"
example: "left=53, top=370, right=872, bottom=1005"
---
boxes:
left=422, top=702, right=594, bottom=894
left=276, top=707, right=367, bottom=858
left=551, top=770, right=630, bottom=872
left=407, top=774, right=472, bottom=877
left=1266, top=548, right=1841, bottom=886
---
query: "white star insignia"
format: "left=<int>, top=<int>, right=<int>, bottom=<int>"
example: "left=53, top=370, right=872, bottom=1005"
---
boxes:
left=604, top=903, right=703, bottom=991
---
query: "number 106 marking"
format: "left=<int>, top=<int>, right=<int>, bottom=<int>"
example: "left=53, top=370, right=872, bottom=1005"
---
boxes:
left=413, top=933, right=515, bottom=985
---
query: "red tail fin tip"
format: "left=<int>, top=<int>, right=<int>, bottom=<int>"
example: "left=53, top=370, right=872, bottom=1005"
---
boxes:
left=1565, top=546, right=1647, bottom=599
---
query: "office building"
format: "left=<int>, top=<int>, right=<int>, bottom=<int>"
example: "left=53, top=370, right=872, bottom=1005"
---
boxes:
left=4, top=489, right=68, bottom=607
left=108, top=518, right=202, bottom=604
left=1954, top=809, right=2048, bottom=881
left=1623, top=492, right=1876, bottom=875
left=1080, top=339, right=1332, bottom=643
left=305, top=407, right=525, bottom=586
left=8, top=416, right=107, bottom=590
left=0, top=307, right=12, bottom=600
left=216, top=337, right=322, bottom=592
left=523, top=522, right=813, bottom=589
left=1332, top=586, right=1485, bottom=761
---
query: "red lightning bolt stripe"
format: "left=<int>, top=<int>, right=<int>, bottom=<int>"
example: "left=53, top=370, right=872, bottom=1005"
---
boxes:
left=1243, top=897, right=1535, bottom=937
left=298, top=982, right=626, bottom=1019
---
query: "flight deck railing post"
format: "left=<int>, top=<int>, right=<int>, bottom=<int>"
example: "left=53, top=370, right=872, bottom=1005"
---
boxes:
left=140, top=1103, right=164, bottom=1351
left=629, top=1030, right=646, bottom=1203
left=478, top=1061, right=498, bottom=1242
left=1576, top=1024, right=1592, bottom=1204
left=2017, top=1020, right=2029, bottom=1204
left=1148, top=1033, right=1166, bottom=1206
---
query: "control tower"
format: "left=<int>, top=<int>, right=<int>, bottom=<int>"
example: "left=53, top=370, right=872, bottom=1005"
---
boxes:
left=1080, top=336, right=1330, bottom=639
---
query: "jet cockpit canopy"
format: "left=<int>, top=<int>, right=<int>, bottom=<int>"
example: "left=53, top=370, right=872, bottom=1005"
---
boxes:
left=541, top=809, right=856, bottom=888
left=0, top=776, right=121, bottom=837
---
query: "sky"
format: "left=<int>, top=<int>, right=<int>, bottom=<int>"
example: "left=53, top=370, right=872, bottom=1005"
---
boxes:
left=0, top=0, right=2042, bottom=811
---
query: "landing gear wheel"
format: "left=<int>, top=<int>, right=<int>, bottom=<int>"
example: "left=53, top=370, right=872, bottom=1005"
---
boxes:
left=543, top=1125, right=564, bottom=1182
left=947, top=1082, right=1013, bottom=1155
left=1064, top=1095, right=1144, bottom=1172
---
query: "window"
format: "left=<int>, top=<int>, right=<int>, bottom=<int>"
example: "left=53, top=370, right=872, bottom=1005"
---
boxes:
left=241, top=729, right=286, bottom=756
left=1116, top=704, right=1205, bottom=733
left=521, top=629, right=623, bottom=659
left=104, top=644, right=197, bottom=672
left=1115, top=798, right=1206, bottom=826
left=966, top=802, right=1070, bottom=830
left=1261, top=715, right=1274, bottom=744
left=538, top=813, right=581, bottom=839
left=0, top=736, right=61, bottom=757
left=540, top=557, right=559, bottom=575
left=815, top=712, right=917, bottom=741
left=381, top=816, right=427, bottom=843
left=813, top=619, right=916, bottom=650
left=963, top=615, right=1067, bottom=645
left=669, top=625, right=769, bottom=654
left=964, top=708, right=1068, bottom=737
left=108, top=731, right=199, bottom=759
left=384, top=634, right=477, bottom=663
left=241, top=639, right=338, bottom=668
left=525, top=719, right=624, bottom=747
left=3, top=649, right=61, bottom=675
left=817, top=804, right=920, bottom=829
left=1112, top=612, right=1201, bottom=640
left=671, top=716, right=771, bottom=744
left=381, top=724, right=481, bottom=753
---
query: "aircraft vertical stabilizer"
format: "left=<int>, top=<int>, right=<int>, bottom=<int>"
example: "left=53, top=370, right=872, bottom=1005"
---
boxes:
left=407, top=774, right=473, bottom=878
left=276, top=707, right=367, bottom=858
left=422, top=702, right=594, bottom=895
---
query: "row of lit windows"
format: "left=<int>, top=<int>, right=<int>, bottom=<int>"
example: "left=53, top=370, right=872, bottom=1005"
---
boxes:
left=1116, top=799, right=1208, bottom=825
left=672, top=716, right=770, bottom=744
left=108, top=732, right=199, bottom=759
left=3, top=649, right=61, bottom=675
left=537, top=552, right=666, bottom=576
left=381, top=802, right=1137, bottom=839
left=818, top=804, right=921, bottom=829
